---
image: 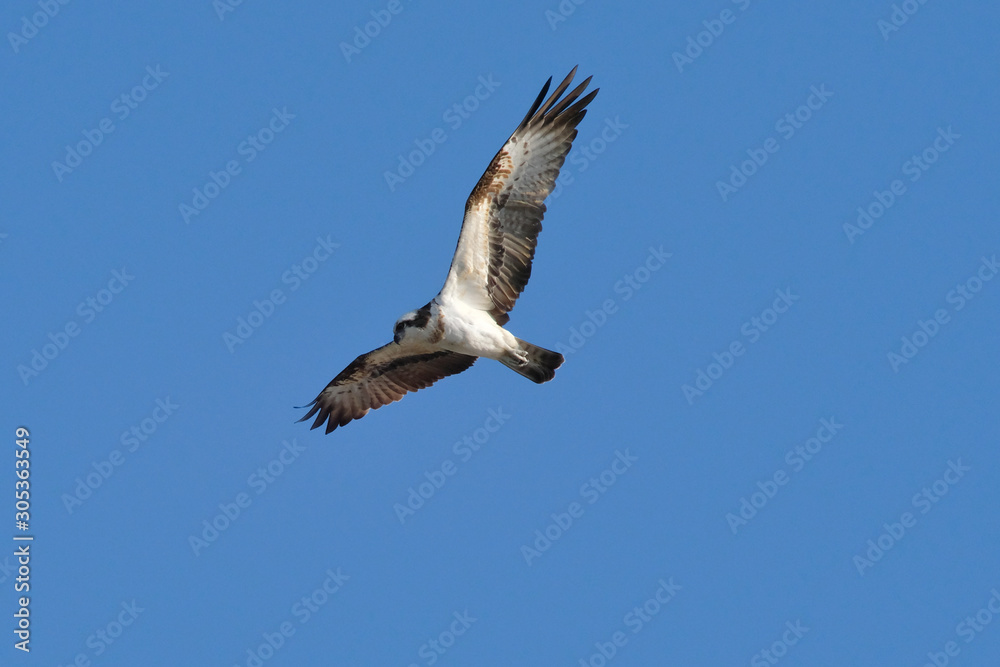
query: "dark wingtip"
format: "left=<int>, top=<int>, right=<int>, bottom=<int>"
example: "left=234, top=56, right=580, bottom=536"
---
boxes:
left=516, top=67, right=596, bottom=133
left=294, top=397, right=325, bottom=429
left=517, top=75, right=553, bottom=130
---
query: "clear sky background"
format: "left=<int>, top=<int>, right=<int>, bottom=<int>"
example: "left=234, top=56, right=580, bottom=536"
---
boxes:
left=3, top=1, right=1000, bottom=665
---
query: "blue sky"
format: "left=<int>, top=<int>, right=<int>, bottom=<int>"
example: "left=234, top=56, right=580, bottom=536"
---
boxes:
left=3, top=1, right=1000, bottom=665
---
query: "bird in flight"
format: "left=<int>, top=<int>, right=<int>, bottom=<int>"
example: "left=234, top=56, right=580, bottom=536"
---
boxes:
left=299, top=67, right=598, bottom=434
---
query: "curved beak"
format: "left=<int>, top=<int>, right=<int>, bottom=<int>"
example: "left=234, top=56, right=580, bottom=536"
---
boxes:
left=393, top=332, right=401, bottom=344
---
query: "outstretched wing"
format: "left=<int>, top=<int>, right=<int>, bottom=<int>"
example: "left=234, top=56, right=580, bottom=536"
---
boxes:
left=442, top=67, right=598, bottom=325
left=298, top=343, right=477, bottom=434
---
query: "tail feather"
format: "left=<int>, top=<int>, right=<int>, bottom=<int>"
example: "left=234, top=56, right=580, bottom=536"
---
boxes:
left=500, top=338, right=564, bottom=384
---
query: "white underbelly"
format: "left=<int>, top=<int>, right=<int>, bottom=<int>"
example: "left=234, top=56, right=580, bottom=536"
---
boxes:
left=439, top=303, right=514, bottom=360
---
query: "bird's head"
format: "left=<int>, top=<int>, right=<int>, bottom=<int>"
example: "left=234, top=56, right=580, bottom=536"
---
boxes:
left=393, top=304, right=433, bottom=344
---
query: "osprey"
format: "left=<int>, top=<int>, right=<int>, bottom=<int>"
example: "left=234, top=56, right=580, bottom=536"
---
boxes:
left=300, top=67, right=598, bottom=434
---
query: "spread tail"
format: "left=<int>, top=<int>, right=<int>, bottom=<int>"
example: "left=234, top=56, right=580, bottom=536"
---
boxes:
left=500, top=338, right=564, bottom=384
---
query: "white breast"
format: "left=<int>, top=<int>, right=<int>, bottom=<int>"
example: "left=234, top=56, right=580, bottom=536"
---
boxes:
left=437, top=299, right=516, bottom=360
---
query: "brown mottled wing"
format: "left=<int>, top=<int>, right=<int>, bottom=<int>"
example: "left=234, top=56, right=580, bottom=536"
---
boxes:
left=442, top=67, right=598, bottom=325
left=298, top=343, right=477, bottom=434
